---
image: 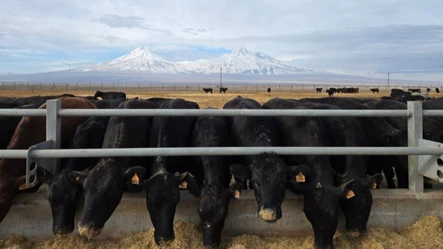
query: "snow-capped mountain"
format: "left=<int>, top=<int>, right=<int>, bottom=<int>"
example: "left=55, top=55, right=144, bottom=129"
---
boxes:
left=85, top=47, right=180, bottom=73
left=178, top=48, right=314, bottom=75
left=78, top=47, right=315, bottom=75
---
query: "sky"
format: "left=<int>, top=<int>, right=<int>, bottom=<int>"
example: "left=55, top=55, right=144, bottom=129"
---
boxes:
left=1, top=0, right=443, bottom=81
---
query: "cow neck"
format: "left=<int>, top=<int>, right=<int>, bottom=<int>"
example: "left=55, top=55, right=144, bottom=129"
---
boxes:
left=202, top=157, right=225, bottom=186
left=309, top=157, right=334, bottom=187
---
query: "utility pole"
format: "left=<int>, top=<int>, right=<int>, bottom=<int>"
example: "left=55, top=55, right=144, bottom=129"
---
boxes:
left=387, top=73, right=390, bottom=90
left=62, top=62, right=76, bottom=83
left=220, top=67, right=223, bottom=87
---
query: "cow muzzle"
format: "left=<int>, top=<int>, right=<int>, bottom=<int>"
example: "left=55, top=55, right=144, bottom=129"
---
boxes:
left=258, top=206, right=280, bottom=222
left=78, top=225, right=102, bottom=239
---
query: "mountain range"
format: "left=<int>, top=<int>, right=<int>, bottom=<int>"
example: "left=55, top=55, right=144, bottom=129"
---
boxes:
left=76, top=46, right=317, bottom=76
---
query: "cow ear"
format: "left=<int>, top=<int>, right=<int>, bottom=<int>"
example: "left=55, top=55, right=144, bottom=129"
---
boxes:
left=68, top=171, right=89, bottom=185
left=337, top=180, right=358, bottom=200
left=14, top=175, right=27, bottom=191
left=124, top=166, right=146, bottom=186
left=177, top=172, right=201, bottom=198
left=287, top=164, right=310, bottom=183
left=227, top=182, right=244, bottom=200
left=367, top=173, right=383, bottom=190
left=230, top=164, right=251, bottom=183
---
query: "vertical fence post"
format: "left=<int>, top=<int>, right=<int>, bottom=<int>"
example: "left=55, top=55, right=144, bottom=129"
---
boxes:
left=46, top=99, right=61, bottom=174
left=407, top=101, right=424, bottom=193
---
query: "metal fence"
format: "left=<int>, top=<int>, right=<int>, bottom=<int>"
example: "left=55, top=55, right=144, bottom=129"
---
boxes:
left=1, top=99, right=443, bottom=194
left=1, top=81, right=442, bottom=93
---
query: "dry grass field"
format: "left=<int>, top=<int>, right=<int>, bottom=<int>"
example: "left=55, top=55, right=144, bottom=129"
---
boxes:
left=1, top=89, right=439, bottom=108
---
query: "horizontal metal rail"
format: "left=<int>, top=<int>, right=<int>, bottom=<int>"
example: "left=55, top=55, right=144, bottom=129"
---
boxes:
left=422, top=110, right=443, bottom=117
left=58, top=109, right=410, bottom=117
left=0, top=109, right=46, bottom=117
left=1, top=147, right=443, bottom=159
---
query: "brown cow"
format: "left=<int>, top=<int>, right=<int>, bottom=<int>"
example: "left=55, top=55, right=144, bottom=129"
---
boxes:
left=0, top=97, right=96, bottom=223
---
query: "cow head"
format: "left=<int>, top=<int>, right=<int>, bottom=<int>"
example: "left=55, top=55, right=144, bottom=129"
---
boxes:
left=183, top=173, right=242, bottom=247
left=287, top=165, right=359, bottom=249
left=69, top=160, right=146, bottom=239
left=0, top=173, right=26, bottom=223
left=230, top=153, right=287, bottom=223
left=334, top=173, right=383, bottom=233
left=142, top=171, right=187, bottom=245
left=37, top=168, right=83, bottom=236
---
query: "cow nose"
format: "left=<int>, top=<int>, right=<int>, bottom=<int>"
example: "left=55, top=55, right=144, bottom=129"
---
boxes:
left=258, top=206, right=277, bottom=222
left=53, top=225, right=73, bottom=236
left=78, top=224, right=102, bottom=239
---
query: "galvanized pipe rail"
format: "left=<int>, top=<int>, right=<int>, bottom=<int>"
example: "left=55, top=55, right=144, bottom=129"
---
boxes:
left=0, top=100, right=437, bottom=193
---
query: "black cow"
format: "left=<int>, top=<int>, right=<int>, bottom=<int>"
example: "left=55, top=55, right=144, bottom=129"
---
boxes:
left=436, top=88, right=440, bottom=93
left=220, top=87, right=228, bottom=93
left=326, top=88, right=336, bottom=97
left=85, top=96, right=98, bottom=101
left=203, top=88, right=213, bottom=94
left=427, top=88, right=431, bottom=93
left=38, top=116, right=110, bottom=235
left=145, top=98, right=199, bottom=244
left=299, top=97, right=404, bottom=232
left=223, top=96, right=292, bottom=223
left=263, top=98, right=366, bottom=249
left=365, top=99, right=443, bottom=188
left=184, top=113, right=242, bottom=247
left=94, top=90, right=126, bottom=100
left=89, top=98, right=126, bottom=109
left=267, top=88, right=271, bottom=93
left=316, top=88, right=323, bottom=93
left=69, top=99, right=156, bottom=239
left=370, top=88, right=379, bottom=94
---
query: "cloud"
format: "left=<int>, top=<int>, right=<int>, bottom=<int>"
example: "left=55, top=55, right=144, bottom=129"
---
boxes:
left=93, top=15, right=146, bottom=28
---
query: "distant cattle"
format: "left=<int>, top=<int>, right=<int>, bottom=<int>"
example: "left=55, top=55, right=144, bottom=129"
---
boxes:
left=408, top=88, right=421, bottom=93
left=315, top=87, right=323, bottom=93
left=337, top=87, right=359, bottom=94
left=203, top=88, right=213, bottom=94
left=427, top=88, right=431, bottom=93
left=220, top=87, right=228, bottom=93
left=0, top=97, right=96, bottom=224
left=437, top=88, right=440, bottom=93
left=370, top=88, right=379, bottom=94
left=94, top=90, right=126, bottom=100
left=326, top=88, right=336, bottom=97
left=267, top=88, right=271, bottom=93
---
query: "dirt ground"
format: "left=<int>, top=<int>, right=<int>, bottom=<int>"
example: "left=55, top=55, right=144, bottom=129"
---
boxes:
left=0, top=89, right=439, bottom=108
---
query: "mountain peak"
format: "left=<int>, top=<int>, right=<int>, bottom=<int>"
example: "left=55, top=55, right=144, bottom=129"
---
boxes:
left=230, top=47, right=253, bottom=55
left=125, top=46, right=164, bottom=61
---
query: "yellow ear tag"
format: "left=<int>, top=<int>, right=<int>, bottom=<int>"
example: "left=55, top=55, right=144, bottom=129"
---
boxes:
left=131, top=173, right=140, bottom=185
left=346, top=190, right=355, bottom=199
left=295, top=173, right=305, bottom=183
left=179, top=181, right=188, bottom=189
left=18, top=184, right=27, bottom=190
left=234, top=190, right=241, bottom=199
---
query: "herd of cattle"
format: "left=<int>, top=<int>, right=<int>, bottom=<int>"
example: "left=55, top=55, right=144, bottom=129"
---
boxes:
left=2, top=90, right=443, bottom=249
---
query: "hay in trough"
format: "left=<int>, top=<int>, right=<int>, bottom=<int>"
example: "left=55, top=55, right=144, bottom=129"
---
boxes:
left=2, top=215, right=443, bottom=249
